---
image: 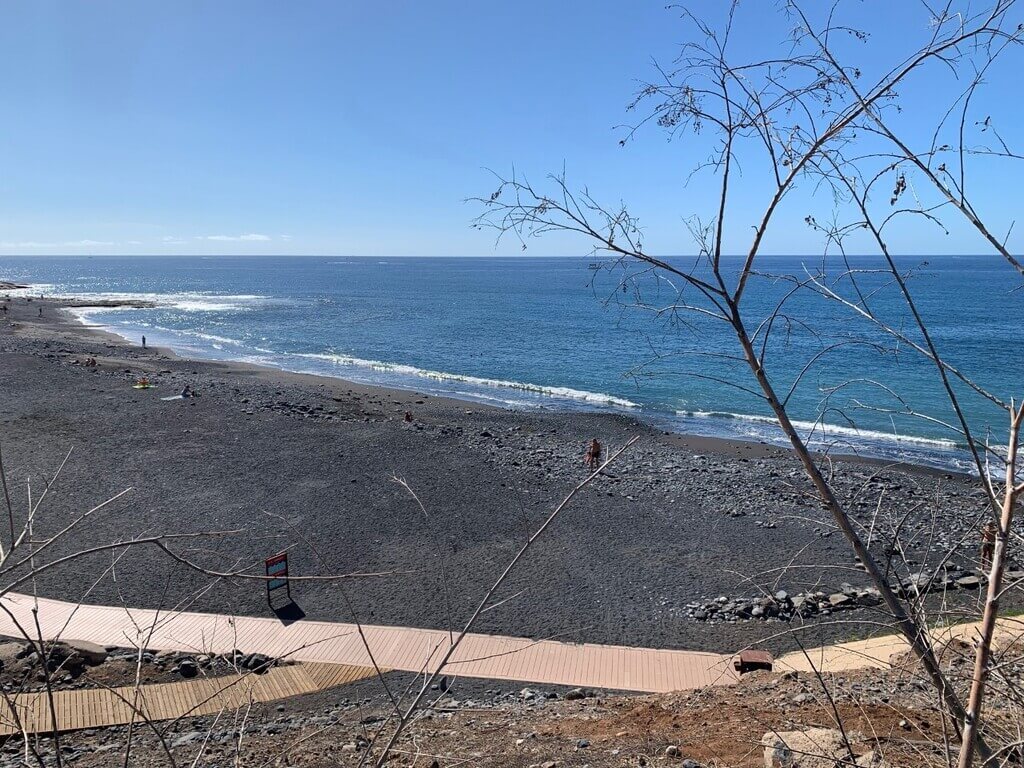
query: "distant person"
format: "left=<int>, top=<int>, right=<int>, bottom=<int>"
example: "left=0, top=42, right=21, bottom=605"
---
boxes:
left=142, top=335, right=146, bottom=348
left=181, top=384, right=193, bottom=398
left=38, top=307, right=42, bottom=317
left=584, top=438, right=602, bottom=469
left=981, top=521, right=998, bottom=570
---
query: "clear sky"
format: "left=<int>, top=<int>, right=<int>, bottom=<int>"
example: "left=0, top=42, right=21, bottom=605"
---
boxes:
left=1, top=1, right=1021, bottom=257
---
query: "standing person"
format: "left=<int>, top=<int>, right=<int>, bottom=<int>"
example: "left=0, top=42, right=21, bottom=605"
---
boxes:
left=980, top=521, right=998, bottom=570
left=142, top=335, right=146, bottom=348
left=584, top=438, right=602, bottom=469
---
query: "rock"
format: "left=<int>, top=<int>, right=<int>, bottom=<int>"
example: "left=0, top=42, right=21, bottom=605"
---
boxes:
left=65, top=640, right=108, bottom=666
left=762, top=727, right=861, bottom=767
left=665, top=744, right=680, bottom=756
left=901, top=572, right=933, bottom=594
left=855, top=589, right=882, bottom=607
left=564, top=687, right=587, bottom=700
left=956, top=575, right=983, bottom=589
left=828, top=593, right=853, bottom=609
left=242, top=652, right=272, bottom=672
left=575, top=739, right=590, bottom=749
left=15, top=643, right=36, bottom=660
left=794, top=598, right=818, bottom=617
left=0, top=641, right=23, bottom=671
left=682, top=760, right=701, bottom=768
left=43, top=642, right=85, bottom=674
left=792, top=692, right=815, bottom=705
left=171, top=731, right=205, bottom=749
left=856, top=750, right=892, bottom=767
left=176, top=659, right=199, bottom=678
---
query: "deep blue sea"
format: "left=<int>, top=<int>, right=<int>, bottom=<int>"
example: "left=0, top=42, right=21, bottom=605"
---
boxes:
left=3, top=255, right=1021, bottom=471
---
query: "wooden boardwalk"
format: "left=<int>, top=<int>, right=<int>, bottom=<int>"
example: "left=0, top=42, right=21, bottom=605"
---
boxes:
left=776, top=616, right=1024, bottom=673
left=0, top=593, right=739, bottom=694
left=0, top=662, right=378, bottom=736
left=2, top=594, right=1019, bottom=735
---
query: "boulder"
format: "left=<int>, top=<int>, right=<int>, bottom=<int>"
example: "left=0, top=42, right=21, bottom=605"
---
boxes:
left=956, top=575, right=983, bottom=590
left=65, top=639, right=108, bottom=666
left=0, top=641, right=25, bottom=670
left=242, top=652, right=273, bottom=673
left=43, top=642, right=85, bottom=674
left=762, top=727, right=873, bottom=767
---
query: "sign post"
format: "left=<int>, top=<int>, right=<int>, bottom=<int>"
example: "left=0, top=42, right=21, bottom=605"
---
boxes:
left=265, top=552, right=291, bottom=606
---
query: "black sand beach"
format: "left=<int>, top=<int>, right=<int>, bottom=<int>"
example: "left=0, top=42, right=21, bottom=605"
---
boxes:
left=0, top=292, right=994, bottom=657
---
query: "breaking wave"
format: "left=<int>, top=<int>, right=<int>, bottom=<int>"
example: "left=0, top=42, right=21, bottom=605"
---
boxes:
left=297, top=352, right=640, bottom=409
left=675, top=409, right=960, bottom=450
left=50, top=290, right=270, bottom=313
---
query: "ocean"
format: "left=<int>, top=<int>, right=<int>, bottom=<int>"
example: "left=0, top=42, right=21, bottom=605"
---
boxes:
left=2, top=255, right=1020, bottom=472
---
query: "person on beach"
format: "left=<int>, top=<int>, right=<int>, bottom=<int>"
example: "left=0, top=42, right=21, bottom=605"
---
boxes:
left=980, top=520, right=998, bottom=570
left=142, top=335, right=146, bottom=348
left=584, top=438, right=602, bottom=469
left=38, top=307, right=42, bottom=317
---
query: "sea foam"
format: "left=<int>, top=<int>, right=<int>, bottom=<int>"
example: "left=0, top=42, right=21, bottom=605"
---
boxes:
left=298, top=352, right=640, bottom=408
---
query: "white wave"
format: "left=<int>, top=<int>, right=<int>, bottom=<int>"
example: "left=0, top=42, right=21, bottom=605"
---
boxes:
left=146, top=327, right=244, bottom=346
left=2, top=282, right=55, bottom=297
left=676, top=409, right=959, bottom=450
left=43, top=290, right=269, bottom=313
left=299, top=353, right=640, bottom=408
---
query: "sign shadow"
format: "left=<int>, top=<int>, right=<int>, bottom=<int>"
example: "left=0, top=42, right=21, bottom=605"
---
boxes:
left=270, top=597, right=306, bottom=626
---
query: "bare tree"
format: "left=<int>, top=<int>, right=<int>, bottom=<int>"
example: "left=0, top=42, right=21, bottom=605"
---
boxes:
left=474, top=2, right=1023, bottom=764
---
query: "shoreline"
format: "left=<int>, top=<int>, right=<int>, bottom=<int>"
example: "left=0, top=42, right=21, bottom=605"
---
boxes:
left=41, top=290, right=969, bottom=479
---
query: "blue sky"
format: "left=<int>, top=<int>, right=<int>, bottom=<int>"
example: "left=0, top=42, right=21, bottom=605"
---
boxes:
left=1, top=1, right=1021, bottom=257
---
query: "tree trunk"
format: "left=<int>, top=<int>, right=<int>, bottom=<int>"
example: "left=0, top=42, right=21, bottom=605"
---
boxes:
left=957, top=406, right=1022, bottom=768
